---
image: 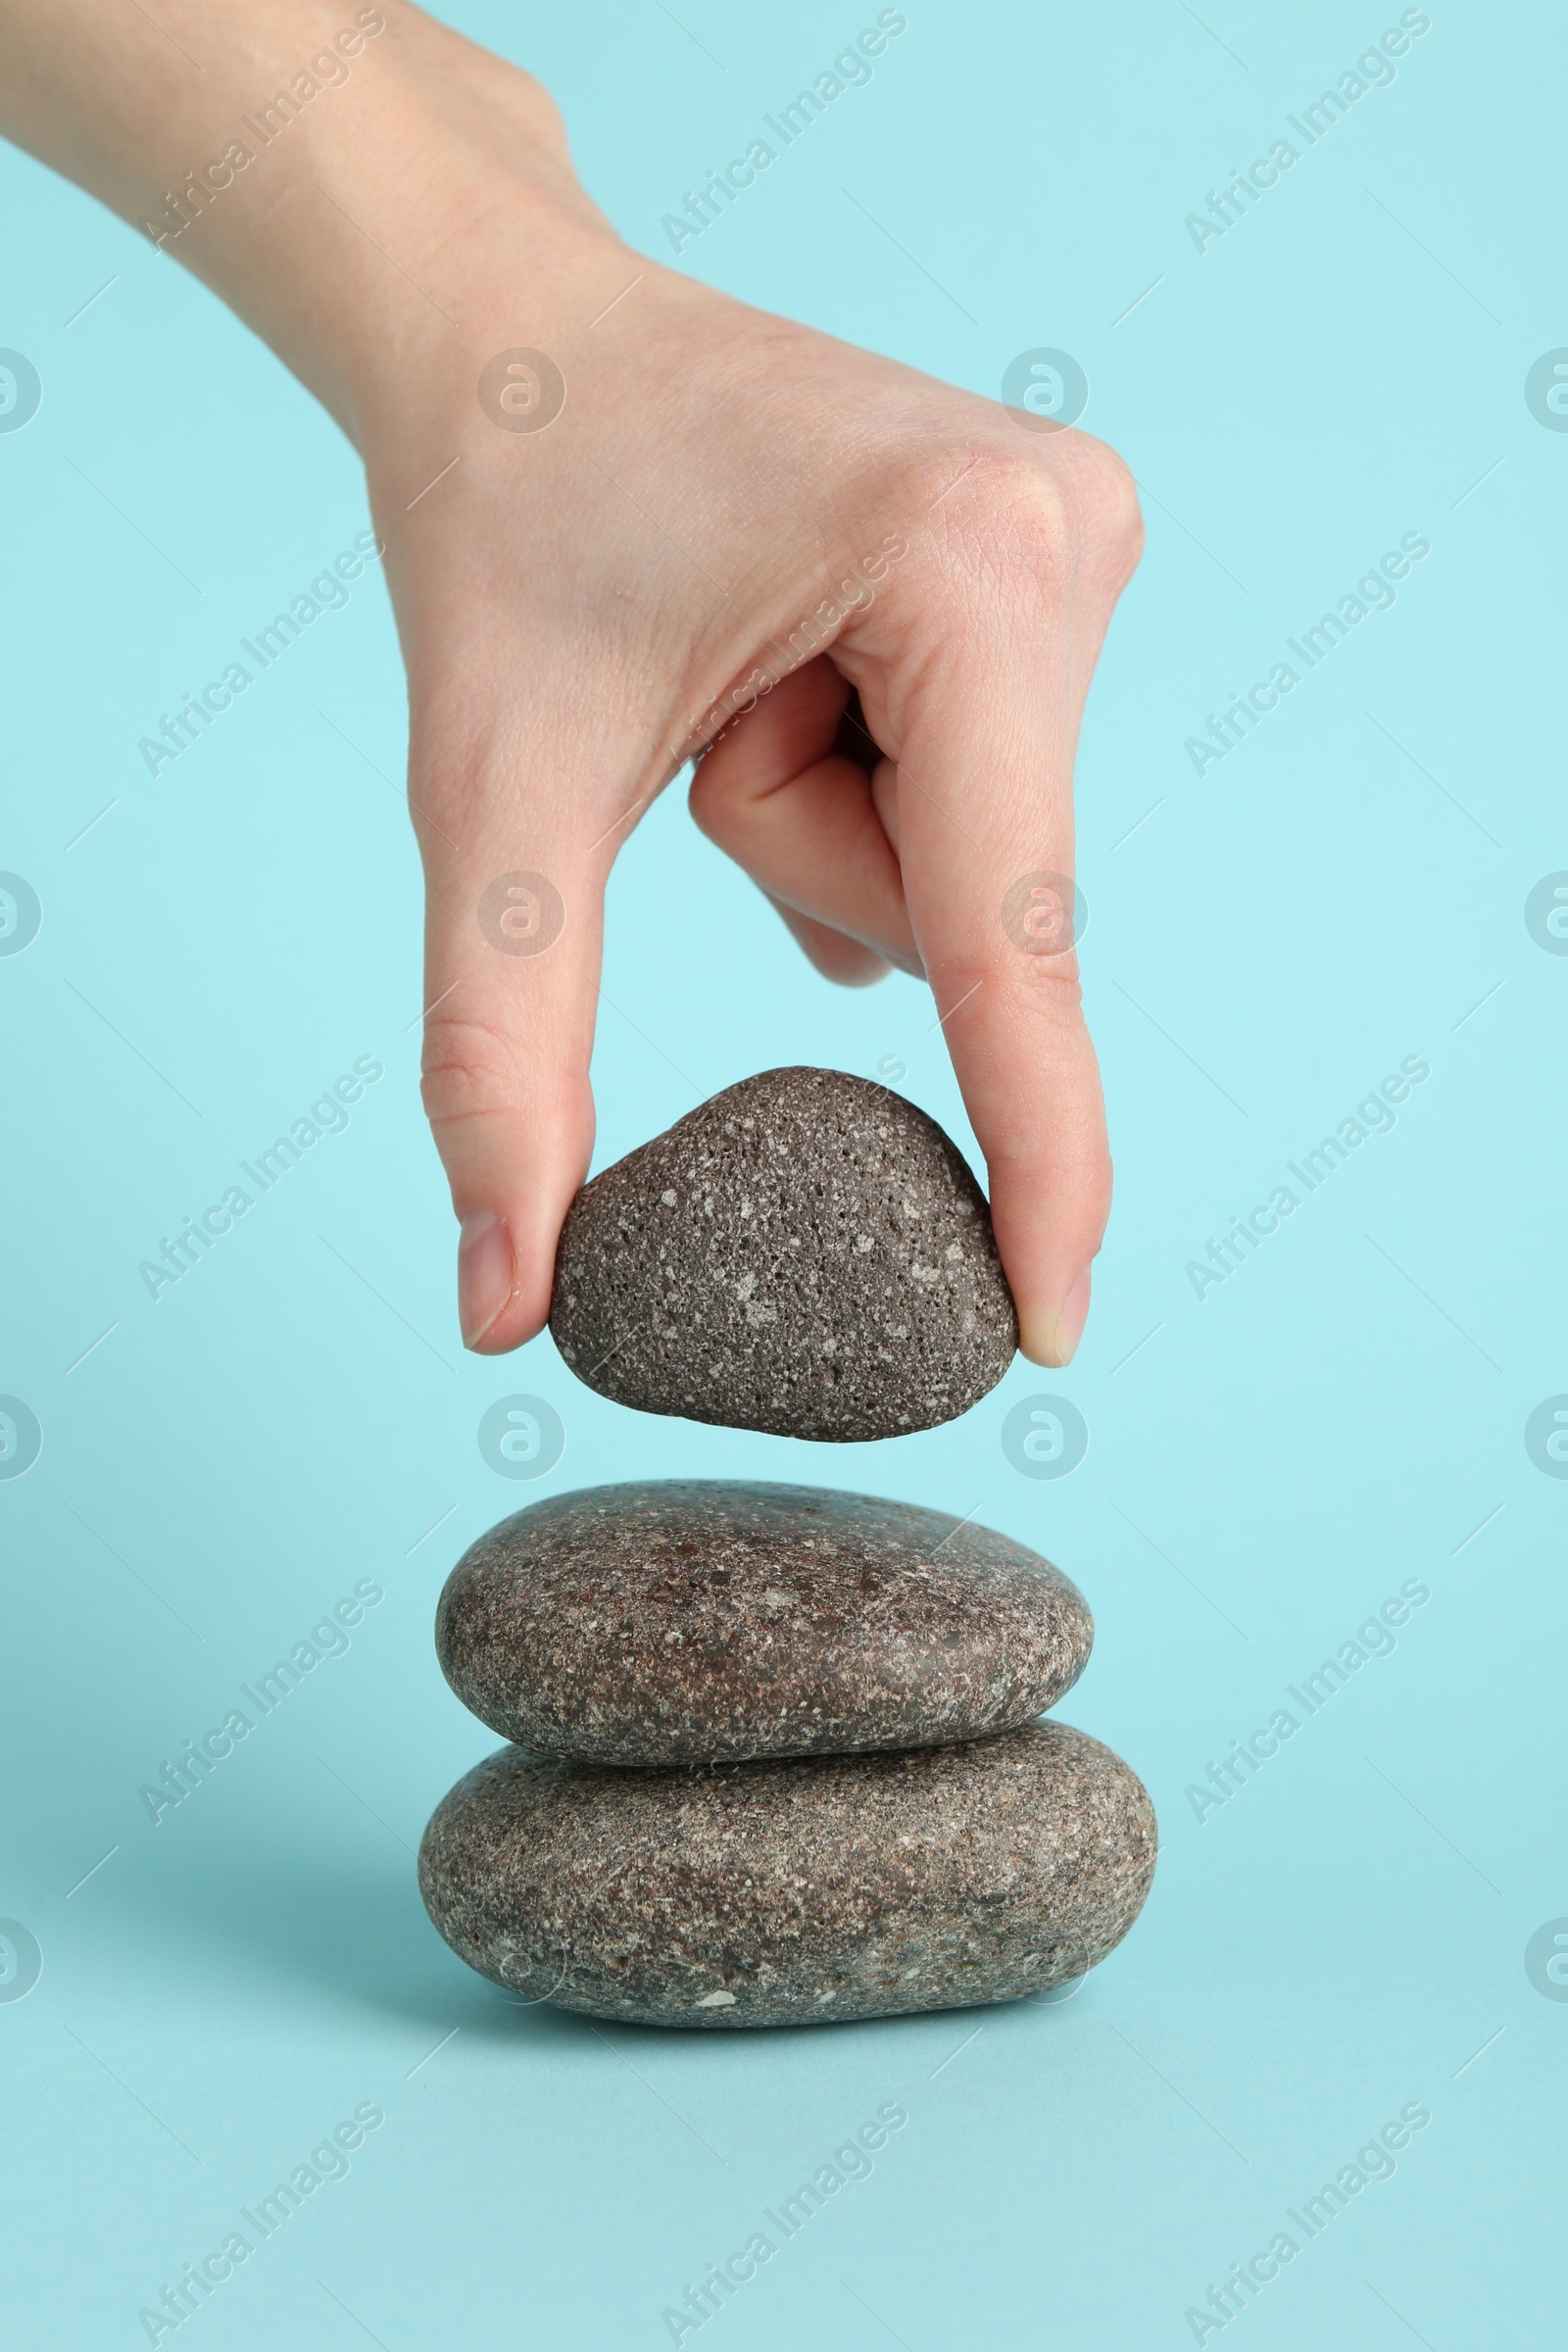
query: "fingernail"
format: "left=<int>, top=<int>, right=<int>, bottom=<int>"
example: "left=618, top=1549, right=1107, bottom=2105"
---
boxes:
left=1027, top=1267, right=1092, bottom=1368
left=459, top=1211, right=514, bottom=1348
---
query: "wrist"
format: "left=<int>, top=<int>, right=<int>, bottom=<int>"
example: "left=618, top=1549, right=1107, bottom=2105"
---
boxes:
left=137, top=5, right=626, bottom=449
left=301, top=83, right=626, bottom=455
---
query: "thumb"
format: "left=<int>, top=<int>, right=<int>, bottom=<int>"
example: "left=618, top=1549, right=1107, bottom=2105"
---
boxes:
left=411, top=708, right=610, bottom=1355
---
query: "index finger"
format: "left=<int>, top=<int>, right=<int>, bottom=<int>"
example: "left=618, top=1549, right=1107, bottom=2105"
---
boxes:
left=866, top=442, right=1142, bottom=1365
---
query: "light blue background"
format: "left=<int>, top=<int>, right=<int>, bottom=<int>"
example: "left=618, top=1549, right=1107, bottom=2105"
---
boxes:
left=2, top=2, right=1563, bottom=2344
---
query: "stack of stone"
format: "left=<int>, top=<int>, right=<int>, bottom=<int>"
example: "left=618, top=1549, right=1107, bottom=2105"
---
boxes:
left=417, top=1071, right=1155, bottom=2028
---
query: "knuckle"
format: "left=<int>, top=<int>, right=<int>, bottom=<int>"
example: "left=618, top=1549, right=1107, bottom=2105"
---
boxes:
left=938, top=947, right=1089, bottom=1033
left=1066, top=434, right=1145, bottom=577
left=686, top=754, right=733, bottom=836
left=1001, top=947, right=1088, bottom=1024
left=928, top=448, right=1077, bottom=564
left=688, top=756, right=768, bottom=856
left=418, top=1011, right=521, bottom=1132
left=912, top=436, right=1143, bottom=604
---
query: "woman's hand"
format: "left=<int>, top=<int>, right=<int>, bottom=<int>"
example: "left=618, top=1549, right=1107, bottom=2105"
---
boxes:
left=0, top=0, right=1143, bottom=1366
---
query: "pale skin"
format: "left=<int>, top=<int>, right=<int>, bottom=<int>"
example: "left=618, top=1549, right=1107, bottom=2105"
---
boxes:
left=0, top=0, right=1143, bottom=1365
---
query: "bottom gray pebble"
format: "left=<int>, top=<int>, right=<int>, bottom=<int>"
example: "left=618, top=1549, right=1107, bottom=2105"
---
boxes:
left=417, top=1721, right=1157, bottom=2029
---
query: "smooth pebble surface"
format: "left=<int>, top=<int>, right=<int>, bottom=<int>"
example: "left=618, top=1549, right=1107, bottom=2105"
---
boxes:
left=416, top=1722, right=1156, bottom=2029
left=549, top=1067, right=1018, bottom=1440
left=436, top=1481, right=1093, bottom=1764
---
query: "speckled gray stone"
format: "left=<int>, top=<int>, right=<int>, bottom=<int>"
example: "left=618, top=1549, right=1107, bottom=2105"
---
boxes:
left=436, top=1481, right=1093, bottom=1764
left=549, top=1068, right=1017, bottom=1441
left=418, top=1722, right=1154, bottom=2028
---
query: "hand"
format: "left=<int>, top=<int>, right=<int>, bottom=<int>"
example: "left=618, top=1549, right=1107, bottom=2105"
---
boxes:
left=0, top=0, right=1143, bottom=1368
left=355, top=52, right=1140, bottom=1366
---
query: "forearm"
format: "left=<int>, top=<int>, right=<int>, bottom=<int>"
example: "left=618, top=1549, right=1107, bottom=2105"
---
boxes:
left=0, top=0, right=615, bottom=444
